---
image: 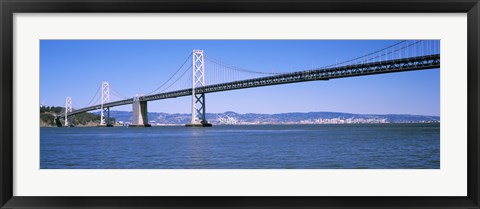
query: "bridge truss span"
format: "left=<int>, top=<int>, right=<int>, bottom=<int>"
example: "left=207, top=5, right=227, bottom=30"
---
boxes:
left=195, top=54, right=440, bottom=94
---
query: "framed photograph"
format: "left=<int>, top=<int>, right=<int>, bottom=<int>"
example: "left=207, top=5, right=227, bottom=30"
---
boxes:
left=1, top=0, right=479, bottom=208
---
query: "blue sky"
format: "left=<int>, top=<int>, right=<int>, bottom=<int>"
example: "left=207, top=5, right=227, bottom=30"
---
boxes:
left=40, top=40, right=440, bottom=116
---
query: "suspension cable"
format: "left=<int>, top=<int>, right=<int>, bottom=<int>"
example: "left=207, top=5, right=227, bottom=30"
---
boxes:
left=205, top=56, right=281, bottom=75
left=319, top=40, right=408, bottom=69
left=84, top=84, right=101, bottom=107
left=146, top=53, right=192, bottom=95
left=154, top=65, right=192, bottom=94
left=110, top=87, right=128, bottom=99
left=363, top=40, right=423, bottom=64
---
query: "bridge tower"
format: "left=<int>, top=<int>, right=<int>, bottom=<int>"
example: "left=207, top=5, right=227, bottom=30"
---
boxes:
left=99, top=81, right=112, bottom=127
left=64, top=96, right=72, bottom=127
left=186, top=49, right=212, bottom=127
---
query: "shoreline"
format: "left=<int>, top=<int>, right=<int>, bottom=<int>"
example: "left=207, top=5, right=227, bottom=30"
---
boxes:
left=40, top=122, right=440, bottom=128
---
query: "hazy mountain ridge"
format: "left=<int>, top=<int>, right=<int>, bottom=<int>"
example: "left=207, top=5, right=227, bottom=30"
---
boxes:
left=103, top=110, right=440, bottom=125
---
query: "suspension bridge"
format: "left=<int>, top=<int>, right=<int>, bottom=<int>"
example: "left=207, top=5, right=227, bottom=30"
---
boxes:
left=55, top=40, right=440, bottom=127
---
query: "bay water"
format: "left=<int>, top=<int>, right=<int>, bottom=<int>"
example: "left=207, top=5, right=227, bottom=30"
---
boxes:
left=40, top=123, right=440, bottom=169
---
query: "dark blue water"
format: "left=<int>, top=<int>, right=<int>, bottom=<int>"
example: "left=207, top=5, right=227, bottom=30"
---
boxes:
left=40, top=124, right=440, bottom=169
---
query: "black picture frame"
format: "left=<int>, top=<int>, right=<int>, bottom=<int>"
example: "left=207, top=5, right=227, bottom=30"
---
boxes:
left=1, top=0, right=479, bottom=208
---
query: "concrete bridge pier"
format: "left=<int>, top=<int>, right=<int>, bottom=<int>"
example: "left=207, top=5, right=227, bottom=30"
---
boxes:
left=55, top=117, right=62, bottom=127
left=57, top=116, right=74, bottom=127
left=129, top=97, right=151, bottom=127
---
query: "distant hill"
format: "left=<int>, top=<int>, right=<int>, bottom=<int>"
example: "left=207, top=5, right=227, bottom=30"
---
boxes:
left=40, top=106, right=116, bottom=127
left=103, top=110, right=440, bottom=125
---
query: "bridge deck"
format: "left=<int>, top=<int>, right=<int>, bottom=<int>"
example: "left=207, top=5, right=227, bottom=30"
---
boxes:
left=59, top=54, right=440, bottom=118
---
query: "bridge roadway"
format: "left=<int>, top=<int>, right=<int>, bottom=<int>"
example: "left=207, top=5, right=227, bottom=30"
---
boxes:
left=59, top=54, right=440, bottom=118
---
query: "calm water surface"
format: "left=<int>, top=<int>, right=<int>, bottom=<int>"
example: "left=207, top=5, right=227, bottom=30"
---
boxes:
left=40, top=124, right=439, bottom=169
